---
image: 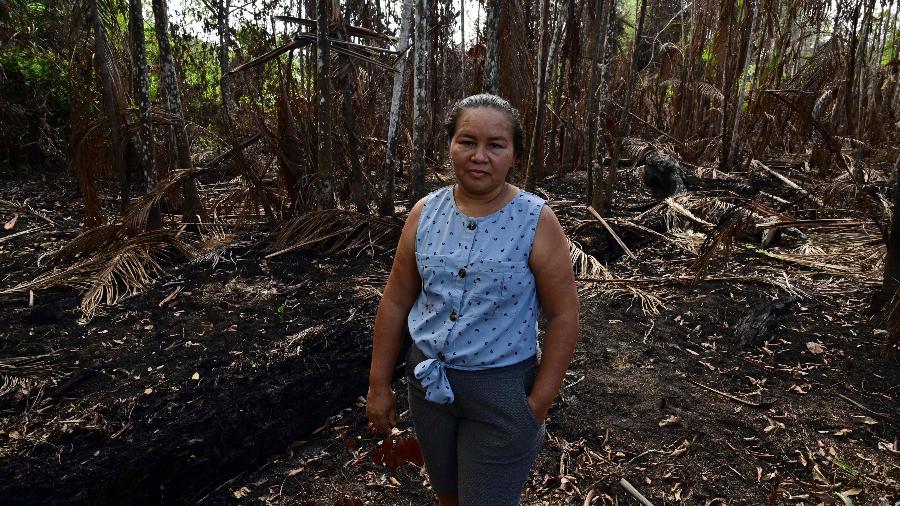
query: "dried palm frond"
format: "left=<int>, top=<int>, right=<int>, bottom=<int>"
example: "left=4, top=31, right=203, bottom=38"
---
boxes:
left=1, top=229, right=196, bottom=319
left=268, top=209, right=402, bottom=258
left=569, top=239, right=665, bottom=315
left=0, top=353, right=65, bottom=398
left=47, top=223, right=120, bottom=264
left=659, top=79, right=724, bottom=104
left=690, top=205, right=755, bottom=277
left=122, top=167, right=214, bottom=231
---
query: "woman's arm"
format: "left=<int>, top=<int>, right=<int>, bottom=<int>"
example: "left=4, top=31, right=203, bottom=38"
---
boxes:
left=367, top=198, right=426, bottom=433
left=527, top=205, right=580, bottom=421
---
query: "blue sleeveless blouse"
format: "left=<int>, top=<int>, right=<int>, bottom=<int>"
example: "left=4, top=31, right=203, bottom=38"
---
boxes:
left=408, top=185, right=546, bottom=404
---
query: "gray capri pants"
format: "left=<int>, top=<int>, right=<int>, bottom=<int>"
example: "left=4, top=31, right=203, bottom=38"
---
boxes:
left=406, top=344, right=545, bottom=505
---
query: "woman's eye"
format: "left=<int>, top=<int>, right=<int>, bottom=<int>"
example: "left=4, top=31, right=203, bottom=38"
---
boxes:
left=491, top=143, right=505, bottom=149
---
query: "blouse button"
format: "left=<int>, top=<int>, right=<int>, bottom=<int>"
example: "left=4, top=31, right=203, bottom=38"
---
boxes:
left=449, top=310, right=459, bottom=321
left=467, top=221, right=476, bottom=230
left=458, top=268, right=466, bottom=278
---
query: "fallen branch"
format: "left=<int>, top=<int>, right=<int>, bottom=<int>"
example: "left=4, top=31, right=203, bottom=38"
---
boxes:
left=619, top=478, right=654, bottom=506
left=750, top=160, right=823, bottom=206
left=587, top=206, right=637, bottom=260
left=686, top=378, right=769, bottom=408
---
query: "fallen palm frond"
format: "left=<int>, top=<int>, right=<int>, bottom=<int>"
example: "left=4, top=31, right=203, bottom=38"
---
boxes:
left=690, top=205, right=755, bottom=277
left=2, top=229, right=196, bottom=319
left=569, top=239, right=665, bottom=314
left=0, top=353, right=66, bottom=398
left=267, top=209, right=403, bottom=258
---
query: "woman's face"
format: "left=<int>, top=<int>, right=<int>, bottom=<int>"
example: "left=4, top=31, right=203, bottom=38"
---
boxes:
left=449, top=107, right=516, bottom=195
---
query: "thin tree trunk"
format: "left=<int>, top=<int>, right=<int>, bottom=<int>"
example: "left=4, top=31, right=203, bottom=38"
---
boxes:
left=151, top=0, right=202, bottom=220
left=524, top=0, right=552, bottom=191
left=88, top=0, right=130, bottom=210
left=603, top=0, right=647, bottom=210
left=483, top=0, right=499, bottom=94
left=412, top=0, right=428, bottom=201
left=378, top=0, right=413, bottom=216
left=337, top=16, right=369, bottom=213
left=129, top=0, right=160, bottom=227
left=582, top=0, right=606, bottom=203
left=217, top=0, right=234, bottom=117
left=459, top=0, right=465, bottom=96
left=591, top=0, right=614, bottom=211
left=316, top=0, right=336, bottom=208
left=727, top=0, right=758, bottom=169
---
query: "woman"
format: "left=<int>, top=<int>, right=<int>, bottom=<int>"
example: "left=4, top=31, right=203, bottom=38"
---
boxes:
left=367, top=94, right=579, bottom=506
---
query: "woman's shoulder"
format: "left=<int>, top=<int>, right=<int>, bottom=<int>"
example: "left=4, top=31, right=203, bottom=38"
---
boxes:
left=510, top=186, right=546, bottom=214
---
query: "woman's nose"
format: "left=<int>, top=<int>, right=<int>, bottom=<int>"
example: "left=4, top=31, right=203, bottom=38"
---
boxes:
left=471, top=144, right=488, bottom=162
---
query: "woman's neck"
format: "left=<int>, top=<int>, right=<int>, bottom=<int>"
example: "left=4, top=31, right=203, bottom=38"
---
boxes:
left=453, top=183, right=517, bottom=217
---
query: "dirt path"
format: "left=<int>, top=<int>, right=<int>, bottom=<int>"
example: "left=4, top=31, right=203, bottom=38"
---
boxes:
left=0, top=169, right=897, bottom=505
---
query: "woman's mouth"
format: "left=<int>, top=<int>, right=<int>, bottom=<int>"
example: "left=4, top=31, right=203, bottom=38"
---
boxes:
left=467, top=169, right=489, bottom=178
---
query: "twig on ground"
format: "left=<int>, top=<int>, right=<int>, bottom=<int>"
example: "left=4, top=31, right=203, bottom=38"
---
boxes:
left=687, top=378, right=769, bottom=408
left=835, top=393, right=898, bottom=424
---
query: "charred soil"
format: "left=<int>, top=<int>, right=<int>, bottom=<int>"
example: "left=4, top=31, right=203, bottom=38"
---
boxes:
left=0, top=165, right=898, bottom=505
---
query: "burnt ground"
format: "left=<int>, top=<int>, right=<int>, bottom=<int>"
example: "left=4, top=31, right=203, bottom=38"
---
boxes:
left=0, top=165, right=898, bottom=505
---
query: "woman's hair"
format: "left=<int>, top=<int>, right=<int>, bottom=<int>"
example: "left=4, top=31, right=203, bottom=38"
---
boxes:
left=443, top=94, right=524, bottom=159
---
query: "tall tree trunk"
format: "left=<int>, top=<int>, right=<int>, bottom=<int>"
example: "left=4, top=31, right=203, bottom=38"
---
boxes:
left=591, top=0, right=614, bottom=211
left=336, top=14, right=369, bottom=213
left=881, top=154, right=900, bottom=308
left=483, top=0, right=499, bottom=94
left=411, top=0, right=428, bottom=201
left=316, top=0, right=336, bottom=208
left=217, top=0, right=234, bottom=118
left=88, top=0, right=130, bottom=210
left=603, top=0, right=647, bottom=210
left=727, top=0, right=758, bottom=169
left=378, top=0, right=413, bottom=215
left=583, top=0, right=606, bottom=205
left=459, top=0, right=465, bottom=96
left=151, top=0, right=202, bottom=220
left=129, top=0, right=161, bottom=227
left=524, top=0, right=552, bottom=191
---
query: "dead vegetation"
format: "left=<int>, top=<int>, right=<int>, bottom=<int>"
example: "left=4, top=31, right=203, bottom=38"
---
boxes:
left=1, top=0, right=899, bottom=503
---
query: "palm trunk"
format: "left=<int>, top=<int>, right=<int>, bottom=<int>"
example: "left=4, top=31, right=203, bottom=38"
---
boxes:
left=603, top=0, right=647, bottom=209
left=411, top=0, right=428, bottom=201
left=129, top=0, right=160, bottom=227
left=378, top=0, right=413, bottom=216
left=524, top=0, right=552, bottom=191
left=316, top=0, right=336, bottom=208
left=483, top=0, right=499, bottom=94
left=151, top=0, right=202, bottom=220
left=727, top=0, right=758, bottom=169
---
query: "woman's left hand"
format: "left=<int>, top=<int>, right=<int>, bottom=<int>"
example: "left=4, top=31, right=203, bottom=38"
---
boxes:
left=526, top=395, right=551, bottom=423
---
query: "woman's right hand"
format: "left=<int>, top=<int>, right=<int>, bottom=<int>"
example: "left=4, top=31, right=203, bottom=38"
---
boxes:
left=366, top=384, right=397, bottom=434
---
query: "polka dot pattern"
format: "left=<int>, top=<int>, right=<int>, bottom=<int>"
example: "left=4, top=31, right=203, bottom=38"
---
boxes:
left=408, top=185, right=545, bottom=404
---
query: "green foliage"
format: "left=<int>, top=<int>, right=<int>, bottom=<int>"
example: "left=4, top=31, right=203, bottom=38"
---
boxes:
left=0, top=3, right=71, bottom=169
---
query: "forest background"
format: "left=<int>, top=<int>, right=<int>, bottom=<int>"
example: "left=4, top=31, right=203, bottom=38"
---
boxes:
left=0, top=0, right=899, bottom=503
